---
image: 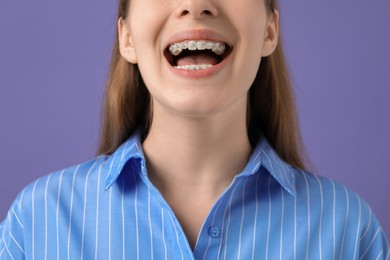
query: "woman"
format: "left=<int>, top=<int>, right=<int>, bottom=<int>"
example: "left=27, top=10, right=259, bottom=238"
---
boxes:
left=1, top=0, right=388, bottom=259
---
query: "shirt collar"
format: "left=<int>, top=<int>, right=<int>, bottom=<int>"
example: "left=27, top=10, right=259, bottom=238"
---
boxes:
left=104, top=130, right=145, bottom=190
left=104, top=131, right=296, bottom=196
left=237, top=138, right=296, bottom=196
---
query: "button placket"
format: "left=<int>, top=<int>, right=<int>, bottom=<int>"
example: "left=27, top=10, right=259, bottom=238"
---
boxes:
left=208, top=226, right=221, bottom=238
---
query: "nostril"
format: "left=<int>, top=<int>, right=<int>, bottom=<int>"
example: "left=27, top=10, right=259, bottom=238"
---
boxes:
left=181, top=10, right=190, bottom=16
left=178, top=8, right=215, bottom=18
left=201, top=10, right=213, bottom=16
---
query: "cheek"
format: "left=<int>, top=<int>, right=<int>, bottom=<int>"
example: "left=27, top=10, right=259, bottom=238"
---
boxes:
left=129, top=0, right=171, bottom=32
left=129, top=18, right=169, bottom=67
left=230, top=3, right=269, bottom=53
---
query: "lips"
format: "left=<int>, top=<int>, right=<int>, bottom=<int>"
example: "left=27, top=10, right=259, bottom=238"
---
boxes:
left=163, top=30, right=233, bottom=71
left=165, top=44, right=231, bottom=69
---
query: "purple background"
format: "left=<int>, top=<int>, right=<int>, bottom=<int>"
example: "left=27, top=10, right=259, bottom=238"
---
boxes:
left=1, top=1, right=389, bottom=237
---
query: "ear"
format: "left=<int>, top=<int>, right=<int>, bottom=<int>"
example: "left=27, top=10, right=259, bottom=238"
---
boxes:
left=118, top=17, right=138, bottom=64
left=261, top=10, right=279, bottom=57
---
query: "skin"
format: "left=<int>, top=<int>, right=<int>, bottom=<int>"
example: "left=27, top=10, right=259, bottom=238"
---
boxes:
left=118, top=0, right=279, bottom=250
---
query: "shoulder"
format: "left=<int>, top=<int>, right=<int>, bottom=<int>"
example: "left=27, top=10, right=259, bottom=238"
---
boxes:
left=293, top=169, right=389, bottom=258
left=11, top=156, right=108, bottom=218
left=0, top=156, right=109, bottom=258
left=1, top=156, right=109, bottom=231
left=294, top=169, right=367, bottom=213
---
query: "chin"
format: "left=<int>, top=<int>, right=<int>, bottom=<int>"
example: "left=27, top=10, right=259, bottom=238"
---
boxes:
left=160, top=93, right=245, bottom=120
left=166, top=99, right=224, bottom=118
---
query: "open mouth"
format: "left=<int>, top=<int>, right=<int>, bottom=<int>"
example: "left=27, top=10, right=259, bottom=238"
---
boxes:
left=164, top=40, right=232, bottom=70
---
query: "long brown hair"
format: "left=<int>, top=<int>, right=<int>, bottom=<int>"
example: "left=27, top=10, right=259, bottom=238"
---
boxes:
left=98, top=0, right=306, bottom=170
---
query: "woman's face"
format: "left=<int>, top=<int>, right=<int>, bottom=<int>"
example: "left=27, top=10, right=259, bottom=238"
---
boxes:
left=119, top=0, right=278, bottom=118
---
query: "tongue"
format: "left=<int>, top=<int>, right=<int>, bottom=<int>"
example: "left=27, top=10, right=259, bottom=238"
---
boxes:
left=177, top=53, right=219, bottom=66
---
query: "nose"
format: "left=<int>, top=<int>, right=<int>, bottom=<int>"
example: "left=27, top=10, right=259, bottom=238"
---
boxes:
left=176, top=0, right=218, bottom=19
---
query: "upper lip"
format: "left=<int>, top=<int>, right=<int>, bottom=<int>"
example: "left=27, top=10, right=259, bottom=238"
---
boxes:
left=165, top=29, right=232, bottom=49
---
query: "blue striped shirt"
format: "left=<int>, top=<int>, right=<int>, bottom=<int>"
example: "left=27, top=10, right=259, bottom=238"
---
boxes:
left=1, top=132, right=389, bottom=259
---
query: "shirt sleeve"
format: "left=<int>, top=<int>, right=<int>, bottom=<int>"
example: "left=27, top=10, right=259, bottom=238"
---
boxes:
left=0, top=193, right=26, bottom=260
left=359, top=207, right=389, bottom=260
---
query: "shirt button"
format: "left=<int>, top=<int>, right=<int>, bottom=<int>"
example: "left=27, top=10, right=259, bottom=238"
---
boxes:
left=208, top=226, right=221, bottom=238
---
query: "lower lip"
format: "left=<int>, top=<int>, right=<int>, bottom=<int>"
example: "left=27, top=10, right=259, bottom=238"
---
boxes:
left=167, top=54, right=231, bottom=79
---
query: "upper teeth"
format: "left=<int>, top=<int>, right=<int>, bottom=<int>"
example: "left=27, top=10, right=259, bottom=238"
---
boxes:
left=169, top=40, right=226, bottom=56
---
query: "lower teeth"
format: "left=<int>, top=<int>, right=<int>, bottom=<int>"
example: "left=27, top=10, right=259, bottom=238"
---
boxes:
left=174, top=64, right=213, bottom=70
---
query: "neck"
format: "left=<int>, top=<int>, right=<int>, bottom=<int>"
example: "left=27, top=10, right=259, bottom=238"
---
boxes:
left=142, top=99, right=252, bottom=199
left=142, top=98, right=252, bottom=249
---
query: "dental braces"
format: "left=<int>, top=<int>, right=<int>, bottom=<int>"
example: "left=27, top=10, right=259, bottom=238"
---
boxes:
left=174, top=64, right=214, bottom=70
left=169, top=40, right=226, bottom=56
